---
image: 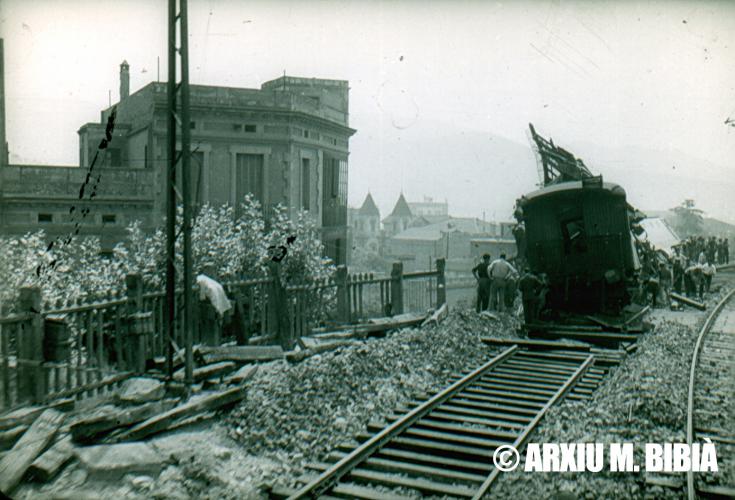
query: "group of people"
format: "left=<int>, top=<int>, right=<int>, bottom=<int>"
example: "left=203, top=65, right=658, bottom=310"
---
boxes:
left=641, top=237, right=728, bottom=307
left=471, top=253, right=518, bottom=313
left=679, top=236, right=729, bottom=266
left=472, top=254, right=548, bottom=324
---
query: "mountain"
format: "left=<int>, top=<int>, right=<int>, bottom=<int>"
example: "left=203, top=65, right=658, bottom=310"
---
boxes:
left=349, top=120, right=540, bottom=221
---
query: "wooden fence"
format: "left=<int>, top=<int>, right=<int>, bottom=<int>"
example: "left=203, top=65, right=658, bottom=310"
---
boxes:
left=0, top=259, right=445, bottom=411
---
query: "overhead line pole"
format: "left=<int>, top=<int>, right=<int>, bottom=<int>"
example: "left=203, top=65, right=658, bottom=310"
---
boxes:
left=166, top=0, right=194, bottom=384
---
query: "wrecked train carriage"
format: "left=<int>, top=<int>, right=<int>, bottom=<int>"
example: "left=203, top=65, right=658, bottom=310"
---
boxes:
left=520, top=178, right=639, bottom=315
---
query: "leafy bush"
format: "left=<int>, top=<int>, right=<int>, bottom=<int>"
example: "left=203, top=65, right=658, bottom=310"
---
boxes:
left=0, top=195, right=333, bottom=314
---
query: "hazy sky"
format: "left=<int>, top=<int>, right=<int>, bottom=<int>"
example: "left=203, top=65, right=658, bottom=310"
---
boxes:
left=1, top=1, right=734, bottom=221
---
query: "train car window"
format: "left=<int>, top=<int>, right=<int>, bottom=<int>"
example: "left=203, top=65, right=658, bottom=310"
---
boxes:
left=562, top=218, right=588, bottom=254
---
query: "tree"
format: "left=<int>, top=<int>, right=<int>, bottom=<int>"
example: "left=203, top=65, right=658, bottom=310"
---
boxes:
left=671, top=199, right=704, bottom=237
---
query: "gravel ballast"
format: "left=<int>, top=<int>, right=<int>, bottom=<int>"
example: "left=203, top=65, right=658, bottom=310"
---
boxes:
left=226, top=307, right=523, bottom=489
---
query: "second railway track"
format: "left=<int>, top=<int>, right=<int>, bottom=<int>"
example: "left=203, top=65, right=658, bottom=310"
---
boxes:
left=274, top=345, right=617, bottom=499
left=686, top=287, right=735, bottom=499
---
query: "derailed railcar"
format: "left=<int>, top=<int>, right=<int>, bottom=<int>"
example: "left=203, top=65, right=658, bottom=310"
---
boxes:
left=520, top=177, right=639, bottom=315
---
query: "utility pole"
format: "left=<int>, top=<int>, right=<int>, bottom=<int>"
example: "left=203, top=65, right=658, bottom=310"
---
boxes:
left=166, top=0, right=194, bottom=383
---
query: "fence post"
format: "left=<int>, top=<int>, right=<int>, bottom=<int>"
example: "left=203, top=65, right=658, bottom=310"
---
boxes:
left=390, top=262, right=404, bottom=316
left=19, top=286, right=45, bottom=403
left=267, top=262, right=291, bottom=350
left=125, top=273, right=146, bottom=373
left=436, top=258, right=447, bottom=307
left=336, top=265, right=349, bottom=323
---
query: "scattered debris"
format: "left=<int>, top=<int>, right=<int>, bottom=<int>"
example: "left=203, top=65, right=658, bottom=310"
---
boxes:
left=70, top=399, right=179, bottom=444
left=114, top=386, right=248, bottom=442
left=0, top=408, right=65, bottom=493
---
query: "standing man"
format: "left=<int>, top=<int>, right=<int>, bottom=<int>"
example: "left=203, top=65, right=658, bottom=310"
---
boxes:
left=472, top=254, right=491, bottom=313
left=658, top=260, right=672, bottom=307
left=672, top=247, right=684, bottom=294
left=702, top=260, right=716, bottom=294
left=518, top=267, right=543, bottom=325
left=488, top=253, right=518, bottom=313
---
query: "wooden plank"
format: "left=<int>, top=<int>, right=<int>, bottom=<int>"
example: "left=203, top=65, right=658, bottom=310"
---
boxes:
left=70, top=399, right=179, bottom=443
left=481, top=337, right=591, bottom=351
left=349, top=468, right=476, bottom=498
left=173, top=361, right=237, bottom=383
left=698, top=485, right=735, bottom=498
left=0, top=398, right=74, bottom=431
left=223, top=364, right=259, bottom=385
left=113, top=386, right=247, bottom=442
left=0, top=409, right=65, bottom=493
left=0, top=425, right=28, bottom=451
left=670, top=292, right=706, bottom=311
left=28, top=434, right=73, bottom=482
left=198, top=345, right=284, bottom=364
left=285, top=340, right=357, bottom=363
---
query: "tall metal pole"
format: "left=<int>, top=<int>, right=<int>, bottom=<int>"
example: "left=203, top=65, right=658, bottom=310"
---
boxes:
left=165, top=0, right=177, bottom=377
left=166, top=0, right=193, bottom=383
left=179, top=0, right=194, bottom=385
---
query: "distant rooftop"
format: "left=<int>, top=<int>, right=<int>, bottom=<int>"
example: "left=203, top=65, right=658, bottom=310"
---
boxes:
left=391, top=217, right=495, bottom=241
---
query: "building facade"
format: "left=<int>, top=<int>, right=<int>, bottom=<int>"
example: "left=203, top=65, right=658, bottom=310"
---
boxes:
left=408, top=196, right=448, bottom=218
left=78, top=71, right=355, bottom=264
left=0, top=50, right=355, bottom=264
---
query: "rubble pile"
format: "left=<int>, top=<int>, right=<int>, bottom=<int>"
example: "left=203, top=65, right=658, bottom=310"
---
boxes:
left=227, top=307, right=522, bottom=485
left=492, top=319, right=702, bottom=499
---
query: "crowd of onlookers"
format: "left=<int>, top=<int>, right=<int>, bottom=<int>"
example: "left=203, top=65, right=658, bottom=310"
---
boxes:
left=641, top=235, right=730, bottom=307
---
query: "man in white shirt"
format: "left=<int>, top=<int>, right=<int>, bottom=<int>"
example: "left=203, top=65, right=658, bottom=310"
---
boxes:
left=487, top=253, right=518, bottom=312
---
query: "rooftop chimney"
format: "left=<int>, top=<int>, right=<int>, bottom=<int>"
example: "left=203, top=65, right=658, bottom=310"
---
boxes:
left=119, top=60, right=130, bottom=101
left=0, top=39, right=7, bottom=166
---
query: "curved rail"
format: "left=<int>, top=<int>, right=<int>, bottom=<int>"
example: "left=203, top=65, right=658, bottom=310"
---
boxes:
left=685, top=288, right=735, bottom=500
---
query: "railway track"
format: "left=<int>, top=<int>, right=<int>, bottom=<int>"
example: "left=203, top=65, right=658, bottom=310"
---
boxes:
left=686, top=287, right=735, bottom=499
left=274, top=345, right=616, bottom=499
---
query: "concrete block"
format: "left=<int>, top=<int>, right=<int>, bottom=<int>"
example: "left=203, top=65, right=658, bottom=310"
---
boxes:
left=76, top=442, right=165, bottom=480
left=117, top=377, right=165, bottom=404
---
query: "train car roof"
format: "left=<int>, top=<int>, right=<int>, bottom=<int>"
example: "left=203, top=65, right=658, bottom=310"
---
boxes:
left=521, top=180, right=626, bottom=204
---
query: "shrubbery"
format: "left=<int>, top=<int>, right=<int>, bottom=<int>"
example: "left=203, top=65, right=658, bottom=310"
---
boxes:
left=0, top=196, right=333, bottom=312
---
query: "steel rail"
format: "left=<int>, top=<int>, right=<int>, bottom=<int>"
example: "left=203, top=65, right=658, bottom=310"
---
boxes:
left=685, top=288, right=735, bottom=500
left=287, top=345, right=518, bottom=499
left=473, top=354, right=595, bottom=499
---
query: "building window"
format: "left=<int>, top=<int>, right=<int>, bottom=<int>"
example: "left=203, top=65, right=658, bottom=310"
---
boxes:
left=233, top=124, right=243, bottom=132
left=102, top=214, right=117, bottom=224
left=190, top=121, right=196, bottom=130
left=108, top=148, right=121, bottom=167
left=244, top=124, right=257, bottom=133
left=235, top=153, right=264, bottom=205
left=303, top=129, right=310, bottom=139
left=38, top=213, right=53, bottom=223
left=301, top=158, right=310, bottom=210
